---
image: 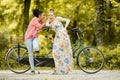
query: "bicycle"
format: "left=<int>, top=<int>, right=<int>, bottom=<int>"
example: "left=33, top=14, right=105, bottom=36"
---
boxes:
left=5, top=27, right=104, bottom=74
left=71, top=27, right=104, bottom=74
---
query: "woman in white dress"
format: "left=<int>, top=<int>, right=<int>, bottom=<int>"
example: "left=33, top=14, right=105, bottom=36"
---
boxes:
left=46, top=9, right=73, bottom=75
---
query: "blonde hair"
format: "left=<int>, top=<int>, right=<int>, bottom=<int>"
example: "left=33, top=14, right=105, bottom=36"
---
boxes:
left=49, top=8, right=54, bottom=13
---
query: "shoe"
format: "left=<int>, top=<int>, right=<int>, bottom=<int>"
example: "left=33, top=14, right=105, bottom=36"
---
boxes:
left=30, top=71, right=35, bottom=74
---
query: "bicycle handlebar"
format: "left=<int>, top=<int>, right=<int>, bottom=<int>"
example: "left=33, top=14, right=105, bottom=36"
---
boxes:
left=42, top=26, right=51, bottom=31
left=71, top=27, right=84, bottom=33
left=71, top=27, right=86, bottom=39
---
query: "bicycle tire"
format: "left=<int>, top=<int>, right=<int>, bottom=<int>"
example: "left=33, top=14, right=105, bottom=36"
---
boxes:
left=77, top=47, right=104, bottom=74
left=6, top=46, right=30, bottom=74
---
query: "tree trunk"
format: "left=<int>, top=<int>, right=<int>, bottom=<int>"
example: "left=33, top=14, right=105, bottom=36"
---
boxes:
left=106, top=0, right=115, bottom=43
left=72, top=4, right=80, bottom=43
left=23, top=0, right=31, bottom=38
left=94, top=0, right=106, bottom=46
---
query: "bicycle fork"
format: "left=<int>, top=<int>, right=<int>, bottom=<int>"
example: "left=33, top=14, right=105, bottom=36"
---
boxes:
left=82, top=48, right=93, bottom=63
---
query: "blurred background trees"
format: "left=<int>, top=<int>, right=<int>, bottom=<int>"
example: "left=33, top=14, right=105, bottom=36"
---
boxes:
left=0, top=0, right=120, bottom=69
left=0, top=0, right=119, bottom=46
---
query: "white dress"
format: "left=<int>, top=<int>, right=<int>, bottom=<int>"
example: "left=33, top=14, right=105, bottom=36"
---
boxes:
left=47, top=17, right=73, bottom=74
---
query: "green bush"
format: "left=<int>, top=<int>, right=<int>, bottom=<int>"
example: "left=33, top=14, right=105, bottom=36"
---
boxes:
left=0, top=31, right=9, bottom=51
left=98, top=45, right=120, bottom=69
left=0, top=34, right=120, bottom=70
left=0, top=31, right=9, bottom=69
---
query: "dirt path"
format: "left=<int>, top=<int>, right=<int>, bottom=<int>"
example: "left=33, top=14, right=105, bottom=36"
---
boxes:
left=0, top=70, right=120, bottom=80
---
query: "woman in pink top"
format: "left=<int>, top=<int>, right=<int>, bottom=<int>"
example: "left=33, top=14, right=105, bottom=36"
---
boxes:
left=24, top=9, right=46, bottom=74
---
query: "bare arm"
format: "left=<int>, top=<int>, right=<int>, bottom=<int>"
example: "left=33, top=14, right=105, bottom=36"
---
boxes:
left=56, top=17, right=70, bottom=29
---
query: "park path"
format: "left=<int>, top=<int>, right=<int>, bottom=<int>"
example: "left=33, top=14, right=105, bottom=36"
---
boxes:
left=0, top=70, right=120, bottom=80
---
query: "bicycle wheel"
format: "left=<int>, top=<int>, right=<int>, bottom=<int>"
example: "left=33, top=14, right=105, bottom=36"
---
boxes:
left=6, top=46, right=30, bottom=74
left=77, top=47, right=104, bottom=74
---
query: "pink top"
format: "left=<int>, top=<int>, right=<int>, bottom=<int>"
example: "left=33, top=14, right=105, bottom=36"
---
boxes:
left=24, top=17, right=43, bottom=40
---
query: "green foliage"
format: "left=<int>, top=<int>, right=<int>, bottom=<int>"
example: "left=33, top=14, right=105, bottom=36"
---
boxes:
left=0, top=51, right=7, bottom=70
left=0, top=0, right=119, bottom=45
left=98, top=45, right=120, bottom=69
left=0, top=31, right=9, bottom=70
left=0, top=31, right=9, bottom=51
left=0, top=0, right=120, bottom=70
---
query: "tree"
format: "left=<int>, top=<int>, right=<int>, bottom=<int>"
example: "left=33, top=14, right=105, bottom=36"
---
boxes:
left=106, top=0, right=114, bottom=43
left=22, top=0, right=31, bottom=37
left=94, top=0, right=106, bottom=46
left=34, top=0, right=42, bottom=9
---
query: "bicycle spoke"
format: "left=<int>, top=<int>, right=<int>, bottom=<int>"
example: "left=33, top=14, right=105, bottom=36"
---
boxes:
left=13, top=49, right=19, bottom=58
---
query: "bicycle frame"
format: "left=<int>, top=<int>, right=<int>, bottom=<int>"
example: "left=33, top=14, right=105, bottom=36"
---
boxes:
left=72, top=32, right=84, bottom=57
left=72, top=31, right=91, bottom=61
